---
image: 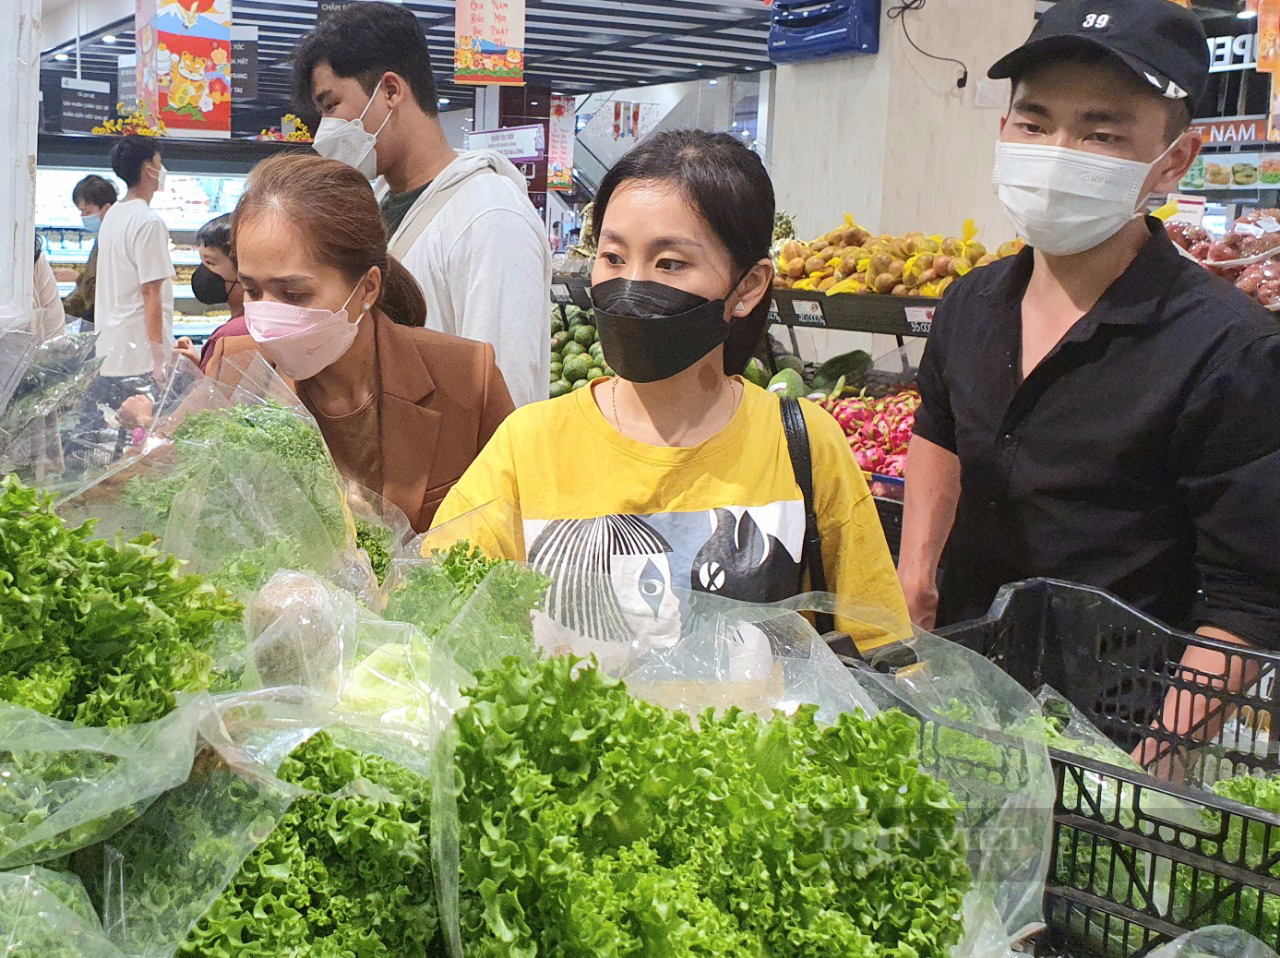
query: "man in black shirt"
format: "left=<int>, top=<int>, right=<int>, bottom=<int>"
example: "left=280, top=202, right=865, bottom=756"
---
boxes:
left=900, top=1, right=1280, bottom=688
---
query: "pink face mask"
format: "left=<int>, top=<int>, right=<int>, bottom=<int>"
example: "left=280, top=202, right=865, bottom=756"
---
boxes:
left=243, top=281, right=367, bottom=381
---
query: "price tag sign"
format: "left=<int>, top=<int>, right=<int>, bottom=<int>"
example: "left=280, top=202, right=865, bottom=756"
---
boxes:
left=792, top=299, right=826, bottom=327
left=904, top=306, right=935, bottom=335
left=551, top=284, right=572, bottom=304
left=767, top=299, right=781, bottom=326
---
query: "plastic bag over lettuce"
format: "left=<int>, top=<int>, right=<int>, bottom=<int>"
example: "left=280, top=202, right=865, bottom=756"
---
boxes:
left=425, top=571, right=1053, bottom=958
left=1146, top=926, right=1280, bottom=958
left=0, top=865, right=124, bottom=958
left=56, top=356, right=374, bottom=601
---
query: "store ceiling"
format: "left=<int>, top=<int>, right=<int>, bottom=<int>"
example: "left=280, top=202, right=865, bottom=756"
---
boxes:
left=39, top=0, right=773, bottom=134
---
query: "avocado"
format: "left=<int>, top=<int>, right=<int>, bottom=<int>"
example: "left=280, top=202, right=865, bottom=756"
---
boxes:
left=744, top=358, right=771, bottom=389
left=767, top=368, right=806, bottom=399
left=775, top=354, right=805, bottom=376
left=811, top=350, right=874, bottom=392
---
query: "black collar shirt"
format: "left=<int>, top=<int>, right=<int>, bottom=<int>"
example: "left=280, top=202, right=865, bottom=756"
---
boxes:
left=914, top=218, right=1280, bottom=647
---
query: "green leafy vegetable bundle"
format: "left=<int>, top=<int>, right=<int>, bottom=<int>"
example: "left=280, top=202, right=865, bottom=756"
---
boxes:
left=0, top=475, right=241, bottom=727
left=447, top=653, right=971, bottom=957
left=160, top=731, right=438, bottom=957
left=385, top=542, right=547, bottom=644
left=1171, top=772, right=1280, bottom=942
left=116, top=400, right=387, bottom=591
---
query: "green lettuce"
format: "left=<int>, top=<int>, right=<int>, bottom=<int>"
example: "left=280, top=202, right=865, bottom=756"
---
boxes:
left=450, top=654, right=971, bottom=957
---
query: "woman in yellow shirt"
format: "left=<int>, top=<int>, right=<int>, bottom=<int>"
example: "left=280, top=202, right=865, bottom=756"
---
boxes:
left=433, top=131, right=908, bottom=650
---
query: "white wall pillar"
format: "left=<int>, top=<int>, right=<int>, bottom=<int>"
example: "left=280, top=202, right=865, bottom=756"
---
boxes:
left=0, top=0, right=41, bottom=331
left=771, top=0, right=1035, bottom=242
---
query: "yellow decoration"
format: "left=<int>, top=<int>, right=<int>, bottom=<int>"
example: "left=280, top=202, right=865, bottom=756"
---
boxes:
left=92, top=102, right=167, bottom=137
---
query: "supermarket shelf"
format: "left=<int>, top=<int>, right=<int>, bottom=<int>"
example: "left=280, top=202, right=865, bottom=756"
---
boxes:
left=57, top=283, right=200, bottom=300
left=45, top=248, right=203, bottom=267
left=770, top=290, right=939, bottom=338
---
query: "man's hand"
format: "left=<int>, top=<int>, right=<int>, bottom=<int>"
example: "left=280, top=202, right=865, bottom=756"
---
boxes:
left=1132, top=626, right=1259, bottom=781
left=53, top=267, right=81, bottom=283
left=118, top=394, right=155, bottom=430
left=899, top=568, right=940, bottom=632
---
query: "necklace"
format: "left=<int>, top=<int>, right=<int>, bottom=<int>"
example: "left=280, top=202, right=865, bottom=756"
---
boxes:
left=610, top=378, right=742, bottom=436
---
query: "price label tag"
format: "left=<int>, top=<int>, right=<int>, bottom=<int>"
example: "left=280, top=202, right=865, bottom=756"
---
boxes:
left=551, top=284, right=572, bottom=304
left=904, top=306, right=935, bottom=335
left=792, top=299, right=826, bottom=327
left=767, top=299, right=781, bottom=325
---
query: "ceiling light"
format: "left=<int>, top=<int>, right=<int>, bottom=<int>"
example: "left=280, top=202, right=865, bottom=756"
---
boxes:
left=531, top=100, right=539, bottom=105
left=708, top=79, right=718, bottom=86
left=1239, top=8, right=1259, bottom=17
left=696, top=62, right=704, bottom=67
left=104, top=34, right=118, bottom=44
left=54, top=52, right=68, bottom=61
left=439, top=97, right=450, bottom=105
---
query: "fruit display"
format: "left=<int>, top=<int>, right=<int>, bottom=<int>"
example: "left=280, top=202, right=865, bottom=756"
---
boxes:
left=773, top=214, right=1022, bottom=296
left=549, top=304, right=614, bottom=398
left=818, top=388, right=921, bottom=478
left=1166, top=210, right=1280, bottom=310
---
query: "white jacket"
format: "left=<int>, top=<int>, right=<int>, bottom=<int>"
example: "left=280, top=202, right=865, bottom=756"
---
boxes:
left=392, top=150, right=551, bottom=408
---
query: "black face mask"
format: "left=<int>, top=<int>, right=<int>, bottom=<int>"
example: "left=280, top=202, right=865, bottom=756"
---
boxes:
left=591, top=278, right=738, bottom=384
left=191, top=264, right=233, bottom=305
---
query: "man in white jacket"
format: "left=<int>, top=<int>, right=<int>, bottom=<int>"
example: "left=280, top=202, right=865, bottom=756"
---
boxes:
left=295, top=1, right=551, bottom=407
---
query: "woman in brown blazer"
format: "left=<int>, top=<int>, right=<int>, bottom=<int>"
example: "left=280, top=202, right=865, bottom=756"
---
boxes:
left=229, top=153, right=514, bottom=533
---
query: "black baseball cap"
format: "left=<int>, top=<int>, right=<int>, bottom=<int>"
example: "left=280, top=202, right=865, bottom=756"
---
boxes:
left=989, top=0, right=1210, bottom=107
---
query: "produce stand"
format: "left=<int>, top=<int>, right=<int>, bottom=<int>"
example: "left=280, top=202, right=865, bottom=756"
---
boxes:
left=766, top=290, right=939, bottom=560
left=923, top=579, right=1280, bottom=957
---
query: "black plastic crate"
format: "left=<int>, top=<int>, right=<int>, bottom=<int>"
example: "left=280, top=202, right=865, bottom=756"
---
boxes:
left=926, top=579, right=1280, bottom=956
left=873, top=495, right=902, bottom=561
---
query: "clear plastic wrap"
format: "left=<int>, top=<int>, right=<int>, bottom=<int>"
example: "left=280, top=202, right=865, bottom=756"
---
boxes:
left=0, top=865, right=123, bottom=957
left=56, top=358, right=371, bottom=601
left=95, top=690, right=438, bottom=957
left=425, top=573, right=1053, bottom=958
left=0, top=696, right=209, bottom=869
left=1147, top=926, right=1280, bottom=958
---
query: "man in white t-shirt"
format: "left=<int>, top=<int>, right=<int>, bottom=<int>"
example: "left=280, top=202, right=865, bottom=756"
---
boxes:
left=95, top=135, right=174, bottom=392
left=294, top=2, right=551, bottom=407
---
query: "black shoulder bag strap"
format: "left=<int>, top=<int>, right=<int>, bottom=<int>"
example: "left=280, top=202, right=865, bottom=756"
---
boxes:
left=780, top=397, right=837, bottom=637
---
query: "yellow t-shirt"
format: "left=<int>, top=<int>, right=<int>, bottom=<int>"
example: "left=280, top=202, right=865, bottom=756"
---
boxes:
left=430, top=379, right=910, bottom=650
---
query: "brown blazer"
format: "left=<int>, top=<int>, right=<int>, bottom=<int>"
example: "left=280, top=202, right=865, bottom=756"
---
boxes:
left=204, top=317, right=513, bottom=534
left=359, top=316, right=514, bottom=533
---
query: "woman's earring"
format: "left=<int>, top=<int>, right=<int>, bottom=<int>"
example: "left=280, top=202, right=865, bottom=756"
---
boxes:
left=734, top=303, right=747, bottom=313
left=363, top=303, right=372, bottom=313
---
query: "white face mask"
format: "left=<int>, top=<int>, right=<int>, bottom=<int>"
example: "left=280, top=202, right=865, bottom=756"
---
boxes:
left=993, top=138, right=1181, bottom=257
left=149, top=163, right=167, bottom=192
left=312, top=82, right=393, bottom=180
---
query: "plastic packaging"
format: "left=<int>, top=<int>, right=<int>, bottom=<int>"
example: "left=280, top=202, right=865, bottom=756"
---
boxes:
left=0, top=865, right=123, bottom=957
left=96, top=690, right=437, bottom=956
left=0, top=696, right=209, bottom=869
left=57, top=358, right=370, bottom=600
left=1147, top=926, right=1280, bottom=958
left=425, top=573, right=1053, bottom=958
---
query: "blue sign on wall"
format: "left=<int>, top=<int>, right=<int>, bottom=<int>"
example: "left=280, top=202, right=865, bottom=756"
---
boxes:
left=769, top=0, right=881, bottom=64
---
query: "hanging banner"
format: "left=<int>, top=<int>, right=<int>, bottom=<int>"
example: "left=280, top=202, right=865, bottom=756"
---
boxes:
left=547, top=95, right=575, bottom=191
left=454, top=0, right=526, bottom=86
left=136, top=0, right=232, bottom=139
left=1259, top=0, right=1280, bottom=73
left=118, top=53, right=139, bottom=111
left=61, top=78, right=113, bottom=134
left=230, top=25, right=258, bottom=100
left=1194, top=114, right=1268, bottom=147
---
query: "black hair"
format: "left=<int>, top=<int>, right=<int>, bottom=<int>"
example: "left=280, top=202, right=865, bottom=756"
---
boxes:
left=293, top=1, right=438, bottom=116
left=110, top=135, right=161, bottom=188
left=72, top=174, right=118, bottom=209
left=591, top=130, right=775, bottom=376
left=33, top=232, right=42, bottom=264
left=196, top=213, right=233, bottom=256
left=1012, top=47, right=1192, bottom=141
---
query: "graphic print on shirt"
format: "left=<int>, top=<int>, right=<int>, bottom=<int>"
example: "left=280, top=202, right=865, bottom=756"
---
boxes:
left=525, top=499, right=805, bottom=645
